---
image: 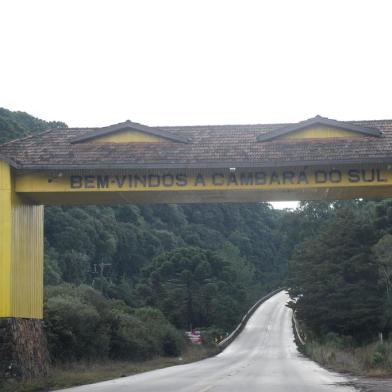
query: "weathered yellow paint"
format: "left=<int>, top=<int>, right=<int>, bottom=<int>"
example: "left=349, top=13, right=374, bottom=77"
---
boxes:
left=0, top=161, right=43, bottom=319
left=14, top=167, right=392, bottom=194
left=0, top=161, right=12, bottom=317
left=89, top=130, right=167, bottom=143
left=18, top=185, right=392, bottom=206
left=11, top=193, right=43, bottom=318
left=12, top=166, right=392, bottom=206
left=278, top=125, right=362, bottom=140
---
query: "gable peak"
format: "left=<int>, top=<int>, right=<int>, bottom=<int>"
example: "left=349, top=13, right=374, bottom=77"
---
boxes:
left=257, top=115, right=382, bottom=142
left=71, top=120, right=190, bottom=144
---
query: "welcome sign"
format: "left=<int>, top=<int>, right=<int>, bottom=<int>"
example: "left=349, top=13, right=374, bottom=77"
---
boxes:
left=15, top=167, right=392, bottom=193
left=68, top=168, right=388, bottom=190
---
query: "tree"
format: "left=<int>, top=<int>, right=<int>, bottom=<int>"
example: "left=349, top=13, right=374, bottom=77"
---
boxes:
left=139, top=247, right=246, bottom=330
left=289, top=208, right=383, bottom=340
left=373, top=234, right=392, bottom=298
left=59, top=250, right=90, bottom=284
left=373, top=234, right=392, bottom=332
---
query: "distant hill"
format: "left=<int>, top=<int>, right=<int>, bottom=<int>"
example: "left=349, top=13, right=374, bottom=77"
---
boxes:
left=0, top=107, right=67, bottom=144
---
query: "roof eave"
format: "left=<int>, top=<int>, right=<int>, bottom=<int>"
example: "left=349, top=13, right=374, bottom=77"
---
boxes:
left=257, top=116, right=382, bottom=142
left=0, top=153, right=19, bottom=168
left=13, top=157, right=392, bottom=171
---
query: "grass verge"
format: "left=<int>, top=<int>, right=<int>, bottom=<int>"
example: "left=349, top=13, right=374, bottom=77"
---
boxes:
left=0, top=345, right=220, bottom=392
left=303, top=338, right=392, bottom=377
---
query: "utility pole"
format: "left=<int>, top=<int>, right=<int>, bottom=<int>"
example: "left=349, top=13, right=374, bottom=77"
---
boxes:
left=91, top=263, right=112, bottom=291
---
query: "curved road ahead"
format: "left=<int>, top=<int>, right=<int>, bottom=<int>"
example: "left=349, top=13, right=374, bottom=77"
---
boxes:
left=61, top=291, right=357, bottom=392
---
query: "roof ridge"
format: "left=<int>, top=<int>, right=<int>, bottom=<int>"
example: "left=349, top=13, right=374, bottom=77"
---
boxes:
left=157, top=122, right=291, bottom=130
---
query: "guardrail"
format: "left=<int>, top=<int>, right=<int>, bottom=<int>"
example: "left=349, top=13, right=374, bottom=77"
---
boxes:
left=292, top=310, right=306, bottom=346
left=218, top=288, right=285, bottom=349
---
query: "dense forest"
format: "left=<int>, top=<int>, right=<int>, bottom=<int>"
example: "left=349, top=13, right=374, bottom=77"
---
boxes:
left=1, top=108, right=391, bottom=369
left=288, top=200, right=392, bottom=340
left=287, top=201, right=392, bottom=372
left=43, top=202, right=288, bottom=361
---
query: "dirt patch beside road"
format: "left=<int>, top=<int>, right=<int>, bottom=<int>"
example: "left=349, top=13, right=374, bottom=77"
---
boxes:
left=347, top=377, right=392, bottom=392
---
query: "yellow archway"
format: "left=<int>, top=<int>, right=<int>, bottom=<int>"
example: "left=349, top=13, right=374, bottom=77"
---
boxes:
left=1, top=115, right=392, bottom=318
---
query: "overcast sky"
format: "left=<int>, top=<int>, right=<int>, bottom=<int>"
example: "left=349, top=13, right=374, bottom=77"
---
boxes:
left=2, top=0, right=392, bottom=209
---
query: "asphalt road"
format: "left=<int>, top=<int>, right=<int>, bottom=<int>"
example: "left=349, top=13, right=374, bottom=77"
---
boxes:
left=60, top=291, right=357, bottom=392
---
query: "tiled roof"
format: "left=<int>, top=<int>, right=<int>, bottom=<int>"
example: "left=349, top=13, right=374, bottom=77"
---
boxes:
left=1, top=117, right=392, bottom=170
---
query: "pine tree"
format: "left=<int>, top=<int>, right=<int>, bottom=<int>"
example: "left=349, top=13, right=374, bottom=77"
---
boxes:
left=289, top=207, right=383, bottom=340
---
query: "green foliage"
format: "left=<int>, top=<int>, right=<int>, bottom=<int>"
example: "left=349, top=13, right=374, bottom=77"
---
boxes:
left=43, top=202, right=288, bottom=310
left=133, top=308, right=185, bottom=357
left=199, top=326, right=227, bottom=346
left=289, top=206, right=384, bottom=340
left=45, top=285, right=110, bottom=361
left=44, top=284, right=184, bottom=362
left=373, top=234, right=392, bottom=298
left=44, top=245, right=62, bottom=285
left=138, top=247, right=247, bottom=330
left=59, top=251, right=90, bottom=284
left=372, top=343, right=387, bottom=365
left=0, top=107, right=66, bottom=144
left=218, top=242, right=255, bottom=290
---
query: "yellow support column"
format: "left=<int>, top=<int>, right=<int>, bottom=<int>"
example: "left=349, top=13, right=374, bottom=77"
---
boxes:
left=0, top=160, right=48, bottom=379
left=0, top=161, right=12, bottom=317
left=0, top=160, right=44, bottom=319
left=11, top=193, right=44, bottom=318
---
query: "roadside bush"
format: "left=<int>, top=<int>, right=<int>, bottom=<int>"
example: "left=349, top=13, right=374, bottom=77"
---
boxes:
left=45, top=294, right=110, bottom=361
left=372, top=343, right=387, bottom=366
left=109, top=313, right=156, bottom=360
left=109, top=308, right=184, bottom=360
left=134, top=308, right=185, bottom=356
left=160, top=325, right=184, bottom=356
left=199, top=327, right=227, bottom=346
left=44, top=284, right=184, bottom=363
